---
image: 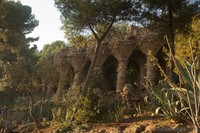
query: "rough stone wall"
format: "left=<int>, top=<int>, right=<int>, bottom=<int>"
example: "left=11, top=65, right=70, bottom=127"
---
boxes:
left=54, top=26, right=163, bottom=95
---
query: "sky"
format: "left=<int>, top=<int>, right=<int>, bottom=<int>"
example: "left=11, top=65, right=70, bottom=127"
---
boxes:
left=18, top=0, right=66, bottom=50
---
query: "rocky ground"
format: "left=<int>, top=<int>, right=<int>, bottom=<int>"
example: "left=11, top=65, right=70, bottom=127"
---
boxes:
left=86, top=116, right=195, bottom=133
left=2, top=116, right=195, bottom=133
left=39, top=117, right=194, bottom=133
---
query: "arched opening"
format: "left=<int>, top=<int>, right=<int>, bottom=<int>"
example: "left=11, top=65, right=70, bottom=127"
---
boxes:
left=156, top=48, right=166, bottom=84
left=127, top=60, right=140, bottom=89
left=66, top=66, right=75, bottom=90
left=102, top=55, right=117, bottom=93
left=128, top=50, right=146, bottom=89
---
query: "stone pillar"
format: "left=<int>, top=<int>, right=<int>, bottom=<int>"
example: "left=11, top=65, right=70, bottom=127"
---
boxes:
left=67, top=46, right=87, bottom=88
left=54, top=52, right=70, bottom=99
left=73, top=69, right=84, bottom=87
left=116, top=58, right=128, bottom=93
left=110, top=41, right=136, bottom=93
left=68, top=58, right=86, bottom=89
left=146, top=54, right=156, bottom=85
left=55, top=67, right=70, bottom=98
left=68, top=62, right=86, bottom=102
left=139, top=35, right=162, bottom=86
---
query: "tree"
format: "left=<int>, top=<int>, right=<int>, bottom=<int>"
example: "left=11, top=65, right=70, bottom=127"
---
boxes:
left=0, top=0, right=41, bottom=130
left=55, top=0, right=138, bottom=97
left=0, top=0, right=39, bottom=63
left=37, top=41, right=66, bottom=98
left=7, top=45, right=42, bottom=129
left=175, top=14, right=200, bottom=74
left=39, top=40, right=66, bottom=60
left=138, top=0, right=199, bottom=81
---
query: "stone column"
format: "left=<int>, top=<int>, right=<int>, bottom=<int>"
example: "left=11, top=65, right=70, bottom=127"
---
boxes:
left=54, top=52, right=70, bottom=99
left=55, top=67, right=70, bottom=98
left=146, top=54, right=156, bottom=85
left=67, top=46, right=87, bottom=89
left=138, top=34, right=162, bottom=86
left=116, top=58, right=128, bottom=93
left=73, top=69, right=84, bottom=87
left=68, top=58, right=86, bottom=89
left=111, top=40, right=136, bottom=93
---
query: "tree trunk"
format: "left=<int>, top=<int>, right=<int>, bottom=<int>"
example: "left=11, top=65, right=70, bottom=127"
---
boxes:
left=81, top=20, right=115, bottom=96
left=39, top=86, right=46, bottom=119
left=194, top=126, right=199, bottom=133
left=69, top=19, right=115, bottom=124
left=27, top=92, right=42, bottom=131
left=81, top=41, right=102, bottom=96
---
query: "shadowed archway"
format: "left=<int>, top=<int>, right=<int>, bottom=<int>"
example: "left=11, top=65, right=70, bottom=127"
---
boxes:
left=102, top=55, right=118, bottom=93
left=128, top=50, right=146, bottom=89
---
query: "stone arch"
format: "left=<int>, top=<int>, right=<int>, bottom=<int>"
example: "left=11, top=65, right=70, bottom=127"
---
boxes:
left=102, top=55, right=118, bottom=93
left=128, top=49, right=146, bottom=89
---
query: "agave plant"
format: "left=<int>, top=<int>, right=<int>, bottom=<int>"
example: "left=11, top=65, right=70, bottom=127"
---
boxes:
left=167, top=38, right=200, bottom=132
left=145, top=83, right=189, bottom=122
left=162, top=39, right=199, bottom=132
left=169, top=58, right=200, bottom=132
left=146, top=38, right=200, bottom=132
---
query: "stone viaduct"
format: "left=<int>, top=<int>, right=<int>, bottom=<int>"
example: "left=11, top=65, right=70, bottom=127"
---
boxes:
left=53, top=26, right=164, bottom=96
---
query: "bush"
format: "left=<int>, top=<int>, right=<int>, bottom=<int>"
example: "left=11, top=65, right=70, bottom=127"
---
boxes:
left=51, top=87, right=101, bottom=132
left=89, top=72, right=103, bottom=90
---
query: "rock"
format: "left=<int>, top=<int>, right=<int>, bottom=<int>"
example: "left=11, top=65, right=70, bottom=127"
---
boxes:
left=123, top=124, right=146, bottom=133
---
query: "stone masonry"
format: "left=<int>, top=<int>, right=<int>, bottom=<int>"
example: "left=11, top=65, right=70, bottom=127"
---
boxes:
left=53, top=26, right=163, bottom=95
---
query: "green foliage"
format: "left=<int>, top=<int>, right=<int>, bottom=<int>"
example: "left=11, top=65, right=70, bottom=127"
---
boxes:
left=68, top=34, right=88, bottom=47
left=171, top=58, right=200, bottom=128
left=96, top=96, right=136, bottom=122
left=0, top=0, right=39, bottom=93
left=39, top=40, right=66, bottom=61
left=113, top=98, right=127, bottom=122
left=89, top=73, right=103, bottom=90
left=146, top=37, right=200, bottom=131
left=0, top=0, right=39, bottom=64
left=0, top=1, right=38, bottom=34
left=55, top=0, right=138, bottom=41
left=68, top=88, right=101, bottom=126
left=145, top=83, right=188, bottom=122
left=51, top=87, right=101, bottom=132
left=139, top=0, right=198, bottom=35
left=175, top=16, right=200, bottom=63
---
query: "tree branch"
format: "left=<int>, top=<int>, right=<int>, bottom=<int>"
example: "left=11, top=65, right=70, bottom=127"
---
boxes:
left=88, top=23, right=100, bottom=41
left=99, top=16, right=116, bottom=42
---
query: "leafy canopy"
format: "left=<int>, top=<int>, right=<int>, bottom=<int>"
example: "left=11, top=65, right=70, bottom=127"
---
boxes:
left=0, top=0, right=39, bottom=63
left=55, top=0, right=138, bottom=40
left=138, top=0, right=199, bottom=35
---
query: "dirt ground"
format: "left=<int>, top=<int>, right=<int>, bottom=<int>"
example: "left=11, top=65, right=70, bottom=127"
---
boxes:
left=1, top=112, right=197, bottom=133
left=37, top=116, right=196, bottom=133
